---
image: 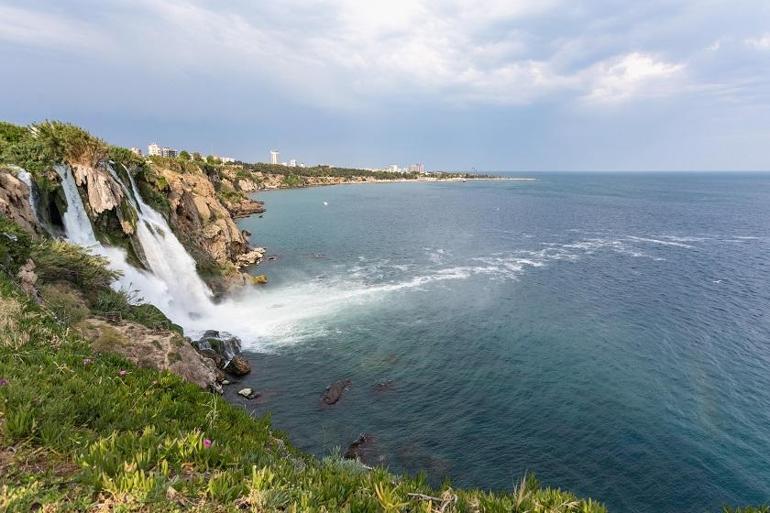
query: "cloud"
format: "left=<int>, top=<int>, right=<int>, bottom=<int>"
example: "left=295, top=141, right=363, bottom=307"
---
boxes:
left=745, top=34, right=770, bottom=49
left=0, top=0, right=766, bottom=112
left=584, top=53, right=685, bottom=103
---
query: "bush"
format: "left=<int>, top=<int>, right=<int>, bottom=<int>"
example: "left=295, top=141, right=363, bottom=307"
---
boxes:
left=31, top=240, right=119, bottom=294
left=0, top=214, right=32, bottom=274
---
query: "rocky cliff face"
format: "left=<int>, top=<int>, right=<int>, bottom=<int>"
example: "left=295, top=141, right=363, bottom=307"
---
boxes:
left=0, top=167, right=40, bottom=236
left=145, top=162, right=264, bottom=290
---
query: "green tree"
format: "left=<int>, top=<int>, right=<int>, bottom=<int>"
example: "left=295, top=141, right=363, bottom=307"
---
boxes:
left=192, top=152, right=203, bottom=162
left=178, top=150, right=191, bottom=161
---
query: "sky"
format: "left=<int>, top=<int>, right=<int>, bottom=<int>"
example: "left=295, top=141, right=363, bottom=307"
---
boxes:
left=1, top=1, right=769, bottom=171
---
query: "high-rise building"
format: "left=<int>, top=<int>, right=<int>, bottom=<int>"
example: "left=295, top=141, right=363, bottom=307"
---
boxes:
left=270, top=150, right=279, bottom=165
left=148, top=143, right=162, bottom=156
left=130, top=147, right=143, bottom=156
left=289, top=159, right=297, bottom=167
left=161, top=147, right=177, bottom=158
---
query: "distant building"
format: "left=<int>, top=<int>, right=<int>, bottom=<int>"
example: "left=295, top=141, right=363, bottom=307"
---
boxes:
left=130, top=147, right=143, bottom=157
left=388, top=164, right=399, bottom=173
left=148, top=143, right=162, bottom=156
left=220, top=156, right=235, bottom=163
left=270, top=150, right=279, bottom=165
left=409, top=163, right=425, bottom=173
left=161, top=147, right=177, bottom=158
left=288, top=159, right=297, bottom=167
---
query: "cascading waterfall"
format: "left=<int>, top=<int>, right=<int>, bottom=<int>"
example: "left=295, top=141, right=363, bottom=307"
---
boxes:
left=55, top=163, right=410, bottom=346
left=55, top=165, right=175, bottom=312
left=125, top=169, right=215, bottom=316
left=16, top=169, right=37, bottom=221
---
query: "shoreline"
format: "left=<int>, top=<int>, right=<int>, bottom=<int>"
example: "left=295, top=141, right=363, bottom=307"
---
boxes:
left=252, top=175, right=536, bottom=193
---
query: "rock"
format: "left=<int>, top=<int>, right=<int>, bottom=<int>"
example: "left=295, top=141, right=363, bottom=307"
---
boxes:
left=0, top=168, right=41, bottom=236
left=193, top=330, right=242, bottom=364
left=321, top=379, right=352, bottom=405
left=71, top=163, right=124, bottom=214
left=373, top=379, right=394, bottom=393
left=236, top=247, right=265, bottom=268
left=230, top=199, right=265, bottom=219
left=222, top=379, right=231, bottom=385
left=344, top=433, right=376, bottom=462
left=251, top=274, right=268, bottom=285
left=225, top=355, right=251, bottom=376
left=76, top=318, right=220, bottom=390
left=237, top=387, right=260, bottom=399
left=16, top=259, right=41, bottom=303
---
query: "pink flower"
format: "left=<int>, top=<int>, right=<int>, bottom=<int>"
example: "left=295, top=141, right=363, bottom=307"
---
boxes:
left=118, top=369, right=127, bottom=377
left=0, top=378, right=7, bottom=386
left=83, top=358, right=92, bottom=366
left=203, top=439, right=212, bottom=449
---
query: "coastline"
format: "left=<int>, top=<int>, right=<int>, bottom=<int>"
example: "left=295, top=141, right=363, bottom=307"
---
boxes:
left=253, top=175, right=536, bottom=193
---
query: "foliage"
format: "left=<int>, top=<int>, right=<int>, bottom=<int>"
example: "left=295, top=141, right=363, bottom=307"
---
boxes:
left=91, top=288, right=182, bottom=333
left=31, top=239, right=119, bottom=293
left=0, top=121, right=107, bottom=176
left=0, top=215, right=32, bottom=274
left=178, top=150, right=191, bottom=161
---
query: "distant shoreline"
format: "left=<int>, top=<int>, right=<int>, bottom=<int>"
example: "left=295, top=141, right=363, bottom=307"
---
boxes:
left=254, top=175, right=536, bottom=192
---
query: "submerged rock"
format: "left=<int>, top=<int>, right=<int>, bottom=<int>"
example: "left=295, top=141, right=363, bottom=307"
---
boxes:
left=344, top=433, right=376, bottom=462
left=321, top=379, right=352, bottom=405
left=373, top=379, right=395, bottom=393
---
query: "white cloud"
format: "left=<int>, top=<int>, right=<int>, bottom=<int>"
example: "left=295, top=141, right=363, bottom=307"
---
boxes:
left=745, top=34, right=770, bottom=49
left=584, top=53, right=685, bottom=103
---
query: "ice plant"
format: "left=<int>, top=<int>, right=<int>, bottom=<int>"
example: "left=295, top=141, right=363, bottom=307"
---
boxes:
left=83, top=358, right=92, bottom=366
left=0, top=378, right=7, bottom=386
left=203, top=438, right=212, bottom=449
left=118, top=369, right=127, bottom=377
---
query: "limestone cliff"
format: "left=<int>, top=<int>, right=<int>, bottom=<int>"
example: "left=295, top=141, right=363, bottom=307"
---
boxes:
left=0, top=167, right=40, bottom=236
left=139, top=161, right=264, bottom=291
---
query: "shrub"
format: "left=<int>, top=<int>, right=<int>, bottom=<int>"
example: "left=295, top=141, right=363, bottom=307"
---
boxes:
left=0, top=214, right=32, bottom=274
left=31, top=240, right=119, bottom=294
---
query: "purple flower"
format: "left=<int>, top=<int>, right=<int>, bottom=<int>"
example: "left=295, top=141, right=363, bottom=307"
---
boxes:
left=83, top=358, right=92, bottom=366
left=203, top=439, right=212, bottom=449
left=0, top=378, right=8, bottom=387
left=118, top=369, right=127, bottom=377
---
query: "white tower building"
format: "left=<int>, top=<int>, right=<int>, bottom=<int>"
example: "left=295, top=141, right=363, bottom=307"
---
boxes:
left=270, top=150, right=279, bottom=165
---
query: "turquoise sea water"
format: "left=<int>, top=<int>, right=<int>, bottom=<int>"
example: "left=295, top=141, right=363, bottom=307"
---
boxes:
left=235, top=173, right=770, bottom=512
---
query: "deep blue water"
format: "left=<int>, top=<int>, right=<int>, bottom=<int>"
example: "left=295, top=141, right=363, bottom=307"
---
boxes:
left=234, top=173, right=770, bottom=513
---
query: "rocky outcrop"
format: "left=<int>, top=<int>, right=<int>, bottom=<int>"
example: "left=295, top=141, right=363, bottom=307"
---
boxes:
left=150, top=164, right=256, bottom=283
left=71, top=163, right=124, bottom=215
left=192, top=330, right=251, bottom=376
left=235, top=247, right=265, bottom=269
left=16, top=259, right=41, bottom=303
left=0, top=168, right=40, bottom=236
left=77, top=318, right=222, bottom=391
left=229, top=198, right=265, bottom=219
left=344, top=433, right=376, bottom=462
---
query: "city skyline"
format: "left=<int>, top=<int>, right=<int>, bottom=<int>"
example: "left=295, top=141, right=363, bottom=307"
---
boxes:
left=1, top=1, right=770, bottom=170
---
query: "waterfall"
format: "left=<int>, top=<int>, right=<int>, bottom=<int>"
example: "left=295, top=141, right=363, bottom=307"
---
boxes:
left=55, top=165, right=175, bottom=311
left=16, top=169, right=38, bottom=222
left=125, top=169, right=216, bottom=318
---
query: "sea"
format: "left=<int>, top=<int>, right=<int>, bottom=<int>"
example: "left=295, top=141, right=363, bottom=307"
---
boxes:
left=233, top=172, right=770, bottom=513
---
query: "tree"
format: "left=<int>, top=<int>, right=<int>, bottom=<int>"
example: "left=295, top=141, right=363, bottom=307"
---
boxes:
left=206, top=155, right=221, bottom=164
left=178, top=150, right=191, bottom=161
left=192, top=152, right=203, bottom=162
